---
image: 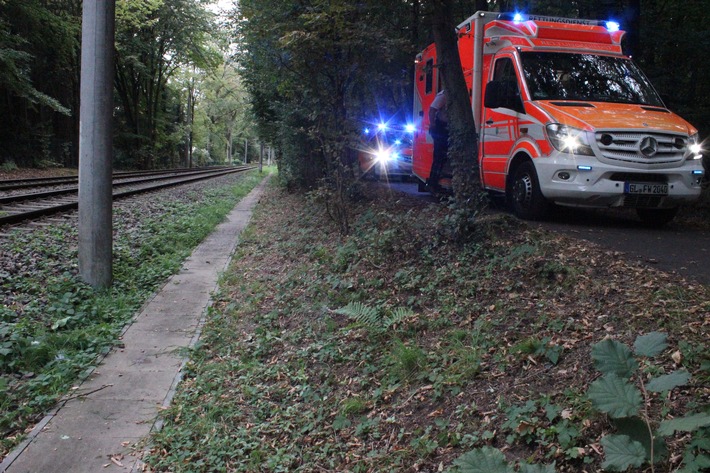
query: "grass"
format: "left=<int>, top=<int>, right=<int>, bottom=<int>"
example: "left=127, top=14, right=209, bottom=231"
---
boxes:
left=142, top=181, right=709, bottom=472
left=0, top=169, right=267, bottom=458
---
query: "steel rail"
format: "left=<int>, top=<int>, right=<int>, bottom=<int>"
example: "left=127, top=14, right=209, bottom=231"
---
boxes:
left=0, top=167, right=243, bottom=205
left=0, top=166, right=232, bottom=191
left=0, top=166, right=255, bottom=227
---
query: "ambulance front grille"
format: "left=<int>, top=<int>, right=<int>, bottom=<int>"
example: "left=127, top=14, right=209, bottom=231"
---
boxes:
left=594, top=131, right=688, bottom=166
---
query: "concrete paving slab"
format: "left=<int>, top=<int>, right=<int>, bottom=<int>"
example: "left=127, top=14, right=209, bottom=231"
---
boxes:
left=128, top=315, right=200, bottom=334
left=79, top=370, right=180, bottom=401
left=97, top=350, right=185, bottom=376
left=7, top=399, right=158, bottom=473
left=118, top=327, right=194, bottom=351
left=1, top=175, right=269, bottom=473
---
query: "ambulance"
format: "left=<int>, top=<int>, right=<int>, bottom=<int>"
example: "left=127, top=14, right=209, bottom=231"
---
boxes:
left=412, top=11, right=704, bottom=224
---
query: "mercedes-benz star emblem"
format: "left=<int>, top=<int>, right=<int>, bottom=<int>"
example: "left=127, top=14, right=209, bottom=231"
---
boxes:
left=639, top=136, right=658, bottom=157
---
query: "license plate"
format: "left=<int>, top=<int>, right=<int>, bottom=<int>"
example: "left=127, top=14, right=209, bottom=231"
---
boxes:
left=624, top=182, right=669, bottom=195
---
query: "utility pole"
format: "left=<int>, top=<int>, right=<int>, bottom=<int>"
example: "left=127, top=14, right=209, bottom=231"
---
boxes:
left=78, top=0, right=116, bottom=289
left=259, top=142, right=264, bottom=173
left=186, top=72, right=196, bottom=168
left=185, top=84, right=192, bottom=168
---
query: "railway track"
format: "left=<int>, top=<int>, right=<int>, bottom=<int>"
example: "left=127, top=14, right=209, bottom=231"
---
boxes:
left=0, top=166, right=254, bottom=227
left=0, top=167, right=226, bottom=192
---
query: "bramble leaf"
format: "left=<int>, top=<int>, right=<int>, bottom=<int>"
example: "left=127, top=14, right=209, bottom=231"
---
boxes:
left=591, top=339, right=638, bottom=378
left=453, top=447, right=513, bottom=473
left=657, top=413, right=710, bottom=436
left=633, top=332, right=668, bottom=357
left=646, top=370, right=691, bottom=393
left=332, top=415, right=351, bottom=431
left=612, top=416, right=666, bottom=462
left=519, top=463, right=556, bottom=473
left=680, top=452, right=710, bottom=472
left=588, top=374, right=642, bottom=418
left=601, top=434, right=646, bottom=471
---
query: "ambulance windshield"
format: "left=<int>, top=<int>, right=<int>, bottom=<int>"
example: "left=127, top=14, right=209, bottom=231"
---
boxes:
left=521, top=52, right=663, bottom=106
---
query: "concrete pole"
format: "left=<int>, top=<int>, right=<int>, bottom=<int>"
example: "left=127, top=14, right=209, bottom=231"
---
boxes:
left=78, top=0, right=116, bottom=289
left=259, top=142, right=264, bottom=173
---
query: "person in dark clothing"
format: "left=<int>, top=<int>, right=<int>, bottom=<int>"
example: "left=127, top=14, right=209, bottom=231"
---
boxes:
left=428, top=89, right=448, bottom=190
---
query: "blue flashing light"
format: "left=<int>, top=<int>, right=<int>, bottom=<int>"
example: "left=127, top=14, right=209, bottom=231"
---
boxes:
left=605, top=21, right=620, bottom=32
left=363, top=127, right=370, bottom=135
left=405, top=123, right=416, bottom=134
left=513, top=13, right=524, bottom=23
left=377, top=122, right=387, bottom=132
left=577, top=165, right=593, bottom=171
left=692, top=170, right=704, bottom=175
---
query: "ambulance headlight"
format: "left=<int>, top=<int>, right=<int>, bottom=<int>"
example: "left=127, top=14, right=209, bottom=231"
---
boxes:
left=689, top=133, right=702, bottom=159
left=546, top=124, right=594, bottom=156
left=375, top=148, right=391, bottom=163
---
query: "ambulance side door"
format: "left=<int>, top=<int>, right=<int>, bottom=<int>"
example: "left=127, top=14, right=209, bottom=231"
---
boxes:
left=412, top=56, right=437, bottom=180
left=481, top=56, right=524, bottom=191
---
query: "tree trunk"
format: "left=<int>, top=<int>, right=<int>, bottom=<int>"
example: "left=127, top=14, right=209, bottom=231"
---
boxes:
left=429, top=0, right=482, bottom=238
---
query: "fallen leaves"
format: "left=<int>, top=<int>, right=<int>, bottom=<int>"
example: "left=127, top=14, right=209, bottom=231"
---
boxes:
left=139, top=183, right=710, bottom=472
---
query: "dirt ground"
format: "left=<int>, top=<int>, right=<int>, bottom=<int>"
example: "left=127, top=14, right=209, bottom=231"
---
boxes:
left=388, top=180, right=710, bottom=286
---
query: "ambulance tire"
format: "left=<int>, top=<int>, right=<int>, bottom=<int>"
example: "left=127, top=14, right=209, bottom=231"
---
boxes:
left=509, top=161, right=548, bottom=220
left=636, top=207, right=678, bottom=227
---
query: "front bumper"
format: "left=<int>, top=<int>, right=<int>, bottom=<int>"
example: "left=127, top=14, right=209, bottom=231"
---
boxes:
left=534, top=154, right=704, bottom=209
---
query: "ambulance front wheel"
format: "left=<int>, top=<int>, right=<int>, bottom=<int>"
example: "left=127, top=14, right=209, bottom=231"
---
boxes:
left=509, top=161, right=548, bottom=220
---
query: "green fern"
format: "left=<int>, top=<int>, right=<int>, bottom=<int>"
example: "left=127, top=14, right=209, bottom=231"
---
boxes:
left=335, top=302, right=381, bottom=328
left=384, top=307, right=414, bottom=329
left=335, top=303, right=413, bottom=332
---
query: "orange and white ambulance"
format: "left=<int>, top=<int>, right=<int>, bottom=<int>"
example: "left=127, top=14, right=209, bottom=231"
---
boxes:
left=412, top=11, right=704, bottom=224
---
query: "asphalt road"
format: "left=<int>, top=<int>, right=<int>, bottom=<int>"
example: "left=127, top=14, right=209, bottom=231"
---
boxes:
left=388, top=180, right=710, bottom=286
left=532, top=206, right=710, bottom=286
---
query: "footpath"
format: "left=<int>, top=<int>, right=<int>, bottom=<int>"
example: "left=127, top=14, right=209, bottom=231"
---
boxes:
left=1, top=176, right=270, bottom=473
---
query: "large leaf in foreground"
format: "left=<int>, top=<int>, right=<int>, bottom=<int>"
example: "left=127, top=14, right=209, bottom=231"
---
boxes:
left=645, top=370, right=691, bottom=393
left=591, top=339, right=638, bottom=378
left=657, top=413, right=710, bottom=436
left=588, top=374, right=642, bottom=418
left=633, top=332, right=668, bottom=357
left=613, top=416, right=667, bottom=462
left=601, top=435, right=646, bottom=471
left=453, top=447, right=513, bottom=473
left=519, top=463, right=556, bottom=473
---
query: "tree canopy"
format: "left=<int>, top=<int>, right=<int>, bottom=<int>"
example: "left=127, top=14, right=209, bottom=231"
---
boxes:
left=0, top=0, right=706, bottom=185
left=0, top=0, right=253, bottom=170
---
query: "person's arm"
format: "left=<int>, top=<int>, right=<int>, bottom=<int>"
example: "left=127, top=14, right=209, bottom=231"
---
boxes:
left=428, top=105, right=438, bottom=129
